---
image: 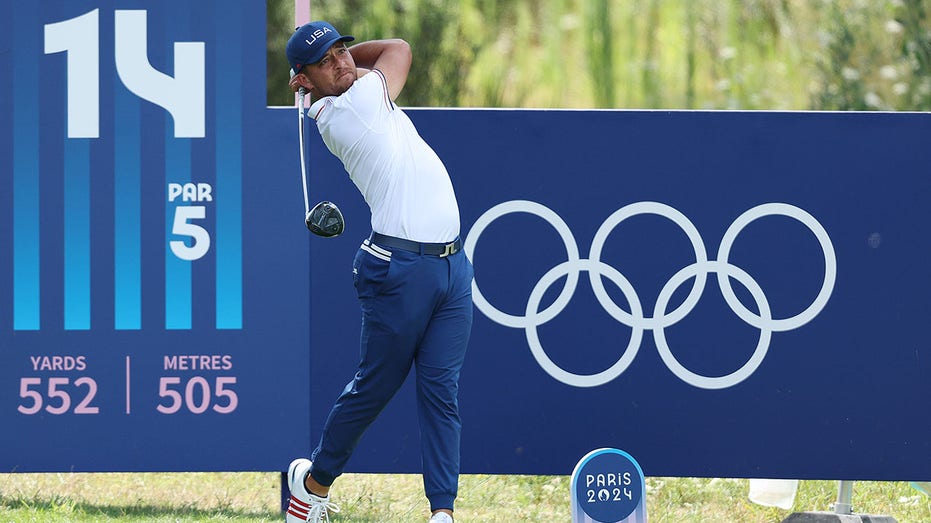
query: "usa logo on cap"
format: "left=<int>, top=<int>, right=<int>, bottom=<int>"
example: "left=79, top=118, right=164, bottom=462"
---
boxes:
left=286, top=21, right=355, bottom=76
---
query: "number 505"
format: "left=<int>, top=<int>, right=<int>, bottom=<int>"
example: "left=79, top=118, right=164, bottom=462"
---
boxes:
left=156, top=376, right=237, bottom=414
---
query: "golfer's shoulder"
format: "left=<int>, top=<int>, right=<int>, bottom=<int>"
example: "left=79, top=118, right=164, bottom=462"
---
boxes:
left=313, top=75, right=373, bottom=117
left=342, top=71, right=394, bottom=114
left=309, top=97, right=334, bottom=121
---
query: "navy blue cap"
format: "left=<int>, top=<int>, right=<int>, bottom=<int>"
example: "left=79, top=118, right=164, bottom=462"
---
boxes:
left=286, top=21, right=355, bottom=76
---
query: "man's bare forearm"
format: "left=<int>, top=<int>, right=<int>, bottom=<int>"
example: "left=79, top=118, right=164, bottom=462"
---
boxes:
left=350, top=39, right=412, bottom=101
left=349, top=39, right=410, bottom=70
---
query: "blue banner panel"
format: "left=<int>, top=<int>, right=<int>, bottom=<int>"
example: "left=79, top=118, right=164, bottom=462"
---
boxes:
left=0, top=1, right=309, bottom=472
left=306, top=109, right=931, bottom=481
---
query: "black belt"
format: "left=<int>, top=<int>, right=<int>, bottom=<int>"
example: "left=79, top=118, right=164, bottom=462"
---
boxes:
left=370, top=232, right=461, bottom=257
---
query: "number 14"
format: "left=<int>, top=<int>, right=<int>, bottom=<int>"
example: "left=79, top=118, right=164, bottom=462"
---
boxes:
left=44, top=9, right=205, bottom=139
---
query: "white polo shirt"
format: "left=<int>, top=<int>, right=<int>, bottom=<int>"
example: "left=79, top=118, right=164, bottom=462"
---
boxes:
left=310, top=69, right=460, bottom=243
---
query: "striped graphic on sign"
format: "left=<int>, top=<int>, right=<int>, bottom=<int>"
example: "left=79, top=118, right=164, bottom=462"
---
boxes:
left=214, top=2, right=243, bottom=330
left=6, top=3, right=243, bottom=331
left=12, top=1, right=40, bottom=331
left=114, top=85, right=142, bottom=330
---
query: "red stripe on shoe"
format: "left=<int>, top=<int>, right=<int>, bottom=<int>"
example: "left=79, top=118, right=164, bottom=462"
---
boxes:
left=288, top=500, right=309, bottom=518
left=290, top=495, right=311, bottom=509
left=288, top=501, right=308, bottom=516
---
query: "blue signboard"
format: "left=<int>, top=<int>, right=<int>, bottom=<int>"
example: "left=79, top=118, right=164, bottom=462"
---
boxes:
left=0, top=1, right=309, bottom=471
left=307, top=108, right=931, bottom=481
left=2, top=1, right=929, bottom=482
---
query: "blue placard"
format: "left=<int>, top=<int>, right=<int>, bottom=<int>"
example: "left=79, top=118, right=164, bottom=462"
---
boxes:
left=0, top=0, right=309, bottom=472
left=306, top=108, right=931, bottom=480
left=571, top=448, right=647, bottom=523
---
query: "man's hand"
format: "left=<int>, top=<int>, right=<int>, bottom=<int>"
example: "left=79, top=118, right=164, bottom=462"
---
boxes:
left=289, top=73, right=305, bottom=94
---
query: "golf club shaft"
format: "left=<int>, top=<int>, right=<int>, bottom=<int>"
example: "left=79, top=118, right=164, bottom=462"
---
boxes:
left=298, top=88, right=310, bottom=215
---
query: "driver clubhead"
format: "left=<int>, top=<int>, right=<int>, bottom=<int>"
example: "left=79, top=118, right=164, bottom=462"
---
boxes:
left=305, top=201, right=345, bottom=237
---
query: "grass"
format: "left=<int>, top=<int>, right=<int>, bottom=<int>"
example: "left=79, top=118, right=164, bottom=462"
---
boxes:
left=0, top=473, right=928, bottom=522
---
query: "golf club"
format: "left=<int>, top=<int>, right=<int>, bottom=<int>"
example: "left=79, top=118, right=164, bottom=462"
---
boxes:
left=297, top=86, right=345, bottom=237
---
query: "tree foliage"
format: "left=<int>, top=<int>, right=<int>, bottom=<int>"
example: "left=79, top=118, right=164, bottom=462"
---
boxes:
left=267, top=0, right=931, bottom=111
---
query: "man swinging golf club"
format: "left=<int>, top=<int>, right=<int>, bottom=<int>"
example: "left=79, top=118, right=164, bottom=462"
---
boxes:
left=284, top=20, right=473, bottom=523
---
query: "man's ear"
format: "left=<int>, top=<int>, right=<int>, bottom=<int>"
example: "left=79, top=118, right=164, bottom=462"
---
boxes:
left=299, top=73, right=316, bottom=92
left=289, top=72, right=315, bottom=94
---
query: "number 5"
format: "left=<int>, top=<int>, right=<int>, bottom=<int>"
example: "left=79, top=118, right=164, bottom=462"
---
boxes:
left=18, top=378, right=43, bottom=415
left=170, top=206, right=210, bottom=261
left=157, top=377, right=183, bottom=414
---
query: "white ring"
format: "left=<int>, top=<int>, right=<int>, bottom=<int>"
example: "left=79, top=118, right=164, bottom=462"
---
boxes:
left=525, top=259, right=644, bottom=388
left=717, top=203, right=836, bottom=332
left=588, top=202, right=708, bottom=329
left=653, top=261, right=773, bottom=389
left=464, top=201, right=580, bottom=328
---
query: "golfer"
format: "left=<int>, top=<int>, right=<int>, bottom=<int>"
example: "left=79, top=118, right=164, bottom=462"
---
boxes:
left=284, top=21, right=473, bottom=523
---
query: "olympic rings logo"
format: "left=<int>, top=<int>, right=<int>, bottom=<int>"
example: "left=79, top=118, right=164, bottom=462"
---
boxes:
left=463, top=201, right=837, bottom=390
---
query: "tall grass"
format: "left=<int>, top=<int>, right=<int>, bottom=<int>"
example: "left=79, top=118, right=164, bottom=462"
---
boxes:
left=267, top=0, right=931, bottom=111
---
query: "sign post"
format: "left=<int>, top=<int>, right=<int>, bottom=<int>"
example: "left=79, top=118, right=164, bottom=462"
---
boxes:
left=571, top=448, right=647, bottom=523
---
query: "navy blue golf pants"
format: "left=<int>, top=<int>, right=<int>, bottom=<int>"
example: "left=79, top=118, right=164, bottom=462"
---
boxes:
left=310, top=237, right=473, bottom=512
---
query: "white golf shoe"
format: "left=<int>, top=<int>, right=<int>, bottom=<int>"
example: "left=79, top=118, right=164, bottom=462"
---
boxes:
left=286, top=458, right=340, bottom=523
left=429, top=512, right=454, bottom=523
